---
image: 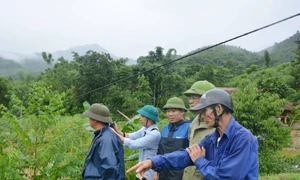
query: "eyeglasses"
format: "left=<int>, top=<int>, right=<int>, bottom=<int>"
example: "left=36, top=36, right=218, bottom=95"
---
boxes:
left=188, top=96, right=201, bottom=101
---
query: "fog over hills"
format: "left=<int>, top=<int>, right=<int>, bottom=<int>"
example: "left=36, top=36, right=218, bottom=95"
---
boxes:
left=52, top=44, right=118, bottom=61
left=0, top=43, right=137, bottom=67
left=0, top=50, right=32, bottom=63
left=0, top=31, right=299, bottom=77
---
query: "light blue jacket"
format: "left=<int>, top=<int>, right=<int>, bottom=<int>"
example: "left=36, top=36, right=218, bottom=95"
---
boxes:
left=124, top=124, right=161, bottom=180
left=151, top=117, right=259, bottom=180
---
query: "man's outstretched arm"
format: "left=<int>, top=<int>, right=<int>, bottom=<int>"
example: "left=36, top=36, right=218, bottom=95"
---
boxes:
left=127, top=149, right=193, bottom=179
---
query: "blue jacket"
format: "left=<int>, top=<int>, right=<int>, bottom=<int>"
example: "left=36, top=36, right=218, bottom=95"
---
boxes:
left=158, top=120, right=190, bottom=155
left=157, top=120, right=190, bottom=180
left=82, top=125, right=125, bottom=180
left=151, top=117, right=259, bottom=180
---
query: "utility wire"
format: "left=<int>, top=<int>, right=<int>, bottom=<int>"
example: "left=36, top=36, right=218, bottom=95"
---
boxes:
left=69, top=12, right=300, bottom=101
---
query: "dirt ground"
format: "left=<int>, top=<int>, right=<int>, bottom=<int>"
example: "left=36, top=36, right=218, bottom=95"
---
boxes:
left=286, top=121, right=300, bottom=150
left=291, top=130, right=300, bottom=144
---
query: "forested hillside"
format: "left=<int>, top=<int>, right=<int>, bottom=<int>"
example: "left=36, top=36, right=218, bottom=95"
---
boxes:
left=265, top=30, right=300, bottom=64
left=184, top=45, right=262, bottom=67
left=0, top=57, right=25, bottom=77
left=1, top=31, right=299, bottom=80
left=0, top=56, right=47, bottom=79
left=1, top=31, right=299, bottom=109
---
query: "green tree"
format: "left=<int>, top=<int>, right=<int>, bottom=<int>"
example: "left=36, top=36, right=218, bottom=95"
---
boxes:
left=255, top=69, right=295, bottom=99
left=37, top=57, right=82, bottom=114
left=245, top=64, right=258, bottom=74
left=73, top=51, right=116, bottom=104
left=39, top=57, right=79, bottom=92
left=9, top=71, right=35, bottom=114
left=295, top=40, right=300, bottom=64
left=1, top=81, right=66, bottom=179
left=41, top=52, right=54, bottom=68
left=291, top=41, right=300, bottom=91
left=213, top=66, right=234, bottom=86
left=135, top=47, right=174, bottom=107
left=0, top=76, right=11, bottom=107
left=166, top=48, right=177, bottom=60
left=154, top=46, right=164, bottom=62
left=184, top=64, right=202, bottom=77
left=232, top=80, right=291, bottom=174
left=132, top=74, right=152, bottom=105
left=264, top=50, right=271, bottom=68
left=103, top=74, right=151, bottom=117
left=197, top=63, right=215, bottom=83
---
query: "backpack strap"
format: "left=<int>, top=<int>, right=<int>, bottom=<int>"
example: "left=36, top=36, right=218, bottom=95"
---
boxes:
left=143, top=128, right=159, bottom=136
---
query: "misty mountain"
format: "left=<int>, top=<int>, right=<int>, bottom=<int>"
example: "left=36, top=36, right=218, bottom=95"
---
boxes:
left=1, top=32, right=299, bottom=78
left=0, top=43, right=137, bottom=76
left=0, top=51, right=27, bottom=63
left=52, top=44, right=118, bottom=60
left=0, top=56, right=25, bottom=77
left=52, top=44, right=136, bottom=65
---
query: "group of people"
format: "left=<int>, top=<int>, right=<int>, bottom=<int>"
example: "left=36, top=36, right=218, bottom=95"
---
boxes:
left=81, top=81, right=259, bottom=180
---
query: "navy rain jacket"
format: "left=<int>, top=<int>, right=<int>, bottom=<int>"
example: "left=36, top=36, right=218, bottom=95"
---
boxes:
left=82, top=125, right=125, bottom=180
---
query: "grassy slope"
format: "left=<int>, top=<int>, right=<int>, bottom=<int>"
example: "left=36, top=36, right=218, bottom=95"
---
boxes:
left=260, top=173, right=300, bottom=180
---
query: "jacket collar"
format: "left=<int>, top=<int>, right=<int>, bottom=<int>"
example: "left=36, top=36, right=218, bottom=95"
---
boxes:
left=223, top=116, right=235, bottom=139
left=196, top=116, right=210, bottom=128
left=209, top=116, right=235, bottom=143
left=94, top=125, right=109, bottom=139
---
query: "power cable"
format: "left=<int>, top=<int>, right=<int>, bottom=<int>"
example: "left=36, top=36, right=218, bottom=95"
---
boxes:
left=68, top=12, right=300, bottom=101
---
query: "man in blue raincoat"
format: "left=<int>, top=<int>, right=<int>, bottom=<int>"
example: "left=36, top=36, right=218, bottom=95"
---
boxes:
left=82, top=103, right=125, bottom=180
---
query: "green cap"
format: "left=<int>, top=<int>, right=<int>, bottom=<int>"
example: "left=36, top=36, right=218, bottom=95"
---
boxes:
left=184, top=81, right=216, bottom=96
left=163, top=97, right=188, bottom=112
left=83, top=103, right=113, bottom=124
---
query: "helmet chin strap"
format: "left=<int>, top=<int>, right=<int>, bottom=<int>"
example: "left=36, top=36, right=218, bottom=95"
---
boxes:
left=145, top=119, right=149, bottom=127
left=212, top=105, right=224, bottom=128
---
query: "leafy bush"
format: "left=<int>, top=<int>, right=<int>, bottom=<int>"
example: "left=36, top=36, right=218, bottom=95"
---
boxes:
left=232, top=80, right=292, bottom=174
left=259, top=153, right=300, bottom=175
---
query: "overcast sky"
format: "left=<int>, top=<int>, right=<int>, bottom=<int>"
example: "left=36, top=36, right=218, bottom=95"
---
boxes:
left=0, top=0, right=299, bottom=59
